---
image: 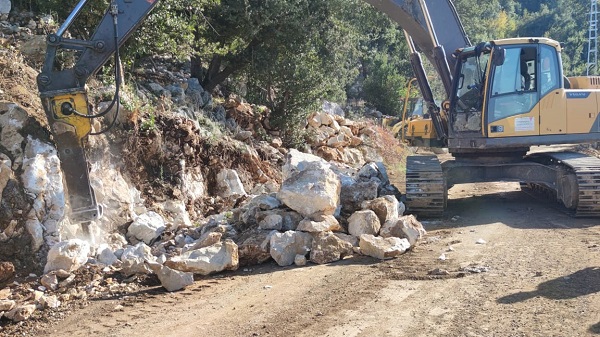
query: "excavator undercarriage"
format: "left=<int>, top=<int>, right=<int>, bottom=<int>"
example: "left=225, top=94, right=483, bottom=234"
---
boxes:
left=406, top=151, right=600, bottom=218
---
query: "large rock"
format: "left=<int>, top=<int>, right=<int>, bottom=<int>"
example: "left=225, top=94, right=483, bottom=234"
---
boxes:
left=184, top=231, right=223, bottom=252
left=147, top=262, right=194, bottom=292
left=96, top=244, right=119, bottom=266
left=248, top=194, right=282, bottom=210
left=269, top=231, right=313, bottom=266
left=348, top=210, right=381, bottom=237
left=363, top=195, right=400, bottom=224
left=281, top=149, right=329, bottom=180
left=340, top=180, right=379, bottom=214
left=127, top=211, right=166, bottom=245
left=358, top=162, right=390, bottom=186
left=237, top=229, right=274, bottom=266
left=0, top=156, right=12, bottom=196
left=310, top=231, right=353, bottom=264
left=44, top=239, right=90, bottom=273
left=165, top=240, right=239, bottom=275
left=297, top=214, right=343, bottom=233
left=380, top=215, right=426, bottom=246
left=359, top=234, right=410, bottom=260
left=216, top=169, right=246, bottom=197
left=277, top=162, right=341, bottom=217
left=120, top=242, right=155, bottom=276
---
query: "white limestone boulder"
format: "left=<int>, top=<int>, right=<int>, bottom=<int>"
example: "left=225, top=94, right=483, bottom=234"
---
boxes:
left=297, top=214, right=342, bottom=233
left=359, top=234, right=410, bottom=260
left=380, top=215, right=426, bottom=246
left=44, top=239, right=90, bottom=273
left=277, top=161, right=341, bottom=217
left=127, top=211, right=166, bottom=244
left=348, top=210, right=381, bottom=237
left=269, top=231, right=313, bottom=266
left=165, top=240, right=239, bottom=275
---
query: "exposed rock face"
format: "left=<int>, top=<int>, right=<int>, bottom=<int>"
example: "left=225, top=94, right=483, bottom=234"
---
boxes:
left=44, top=239, right=90, bottom=273
left=310, top=231, right=353, bottom=264
left=380, top=215, right=426, bottom=246
left=165, top=240, right=239, bottom=275
left=348, top=210, right=381, bottom=237
left=277, top=161, right=341, bottom=217
left=359, top=235, right=410, bottom=260
left=269, top=231, right=313, bottom=266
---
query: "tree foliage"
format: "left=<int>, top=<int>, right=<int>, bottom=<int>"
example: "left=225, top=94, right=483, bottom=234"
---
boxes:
left=23, top=0, right=599, bottom=136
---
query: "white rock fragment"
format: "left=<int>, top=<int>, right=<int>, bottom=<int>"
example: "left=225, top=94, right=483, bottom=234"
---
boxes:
left=359, top=234, right=410, bottom=260
left=476, top=239, right=487, bottom=245
left=269, top=231, right=313, bottom=266
left=348, top=210, right=381, bottom=237
left=44, top=239, right=90, bottom=273
left=127, top=211, right=166, bottom=244
left=147, top=262, right=194, bottom=292
left=165, top=240, right=239, bottom=275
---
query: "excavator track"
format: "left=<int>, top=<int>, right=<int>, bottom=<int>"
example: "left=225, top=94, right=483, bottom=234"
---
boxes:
left=525, top=152, right=600, bottom=217
left=405, top=155, right=447, bottom=217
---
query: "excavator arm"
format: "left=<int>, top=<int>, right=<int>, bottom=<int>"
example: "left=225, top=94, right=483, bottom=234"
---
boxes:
left=37, top=0, right=159, bottom=223
left=363, top=0, right=471, bottom=142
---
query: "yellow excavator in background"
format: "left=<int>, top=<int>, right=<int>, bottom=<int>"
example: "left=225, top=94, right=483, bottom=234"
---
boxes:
left=365, top=0, right=600, bottom=217
left=39, top=0, right=600, bottom=223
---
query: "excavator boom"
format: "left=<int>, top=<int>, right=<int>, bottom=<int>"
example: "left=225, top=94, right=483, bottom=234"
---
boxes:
left=37, top=0, right=160, bottom=223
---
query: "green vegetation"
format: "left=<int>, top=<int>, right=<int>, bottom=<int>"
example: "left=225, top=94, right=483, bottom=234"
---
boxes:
left=18, top=0, right=595, bottom=144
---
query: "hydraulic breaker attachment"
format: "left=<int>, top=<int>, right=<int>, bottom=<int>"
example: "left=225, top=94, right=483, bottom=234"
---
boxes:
left=40, top=90, right=102, bottom=223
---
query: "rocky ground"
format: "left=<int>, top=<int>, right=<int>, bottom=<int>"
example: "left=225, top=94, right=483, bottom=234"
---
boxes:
left=3, top=182, right=600, bottom=337
left=0, top=4, right=416, bottom=333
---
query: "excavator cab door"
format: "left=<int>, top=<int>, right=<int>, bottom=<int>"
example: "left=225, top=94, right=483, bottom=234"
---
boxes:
left=486, top=45, right=540, bottom=137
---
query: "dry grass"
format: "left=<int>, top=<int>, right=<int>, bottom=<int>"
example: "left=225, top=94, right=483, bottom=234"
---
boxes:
left=369, top=124, right=411, bottom=192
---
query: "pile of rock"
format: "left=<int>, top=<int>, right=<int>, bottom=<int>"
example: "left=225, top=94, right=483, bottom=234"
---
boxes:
left=305, top=109, right=384, bottom=167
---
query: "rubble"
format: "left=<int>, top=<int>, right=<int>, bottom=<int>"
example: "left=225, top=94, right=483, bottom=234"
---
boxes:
left=0, top=17, right=432, bottom=327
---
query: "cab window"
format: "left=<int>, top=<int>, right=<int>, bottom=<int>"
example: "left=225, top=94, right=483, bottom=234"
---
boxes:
left=539, top=45, right=559, bottom=95
left=488, top=46, right=538, bottom=122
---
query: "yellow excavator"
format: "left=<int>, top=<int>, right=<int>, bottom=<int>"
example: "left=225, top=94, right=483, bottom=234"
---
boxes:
left=39, top=0, right=600, bottom=223
left=365, top=0, right=600, bottom=217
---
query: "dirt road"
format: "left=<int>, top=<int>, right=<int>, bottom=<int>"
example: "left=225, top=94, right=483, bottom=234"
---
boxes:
left=37, top=182, right=600, bottom=337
